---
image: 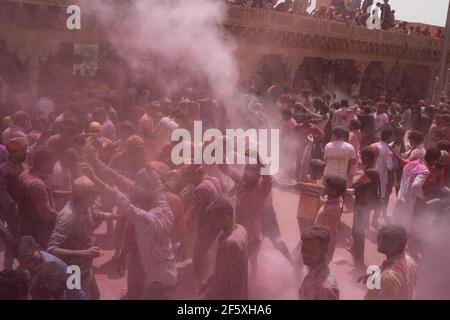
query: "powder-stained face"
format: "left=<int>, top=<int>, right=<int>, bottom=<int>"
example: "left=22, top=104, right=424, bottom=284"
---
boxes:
left=301, top=239, right=327, bottom=268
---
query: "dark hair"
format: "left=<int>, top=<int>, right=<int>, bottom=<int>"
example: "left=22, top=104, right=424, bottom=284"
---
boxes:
left=381, top=127, right=393, bottom=142
left=332, top=126, right=348, bottom=140
left=301, top=225, right=331, bottom=249
left=408, top=130, right=424, bottom=145
left=340, top=100, right=349, bottom=108
left=11, top=111, right=30, bottom=129
left=30, top=262, right=66, bottom=300
left=324, top=175, right=347, bottom=197
left=31, top=146, right=57, bottom=171
left=0, top=269, right=29, bottom=300
left=437, top=140, right=450, bottom=151
left=378, top=224, right=407, bottom=254
left=349, top=119, right=361, bottom=131
left=206, top=198, right=234, bottom=219
left=13, top=235, right=39, bottom=259
left=118, top=120, right=136, bottom=135
left=425, top=148, right=442, bottom=164
left=309, top=159, right=326, bottom=171
left=61, top=148, right=80, bottom=165
left=393, top=126, right=405, bottom=137
left=360, top=146, right=377, bottom=163
left=362, top=106, right=372, bottom=114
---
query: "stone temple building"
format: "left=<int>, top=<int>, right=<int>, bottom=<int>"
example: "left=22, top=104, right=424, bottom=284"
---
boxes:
left=0, top=0, right=448, bottom=115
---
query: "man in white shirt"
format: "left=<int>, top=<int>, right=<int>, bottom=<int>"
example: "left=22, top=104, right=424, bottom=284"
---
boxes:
left=375, top=103, right=390, bottom=140
left=324, top=126, right=357, bottom=182
left=330, top=100, right=356, bottom=130
left=371, top=127, right=394, bottom=227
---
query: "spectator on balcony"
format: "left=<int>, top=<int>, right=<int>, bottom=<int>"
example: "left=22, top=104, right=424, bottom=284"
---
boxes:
left=393, top=21, right=408, bottom=34
left=414, top=26, right=422, bottom=36
left=293, top=0, right=310, bottom=15
left=330, top=0, right=345, bottom=13
left=273, top=0, right=293, bottom=12
left=246, top=0, right=265, bottom=8
left=435, top=28, right=444, bottom=39
left=422, top=26, right=431, bottom=38
left=311, top=4, right=328, bottom=19
left=380, top=0, right=391, bottom=30
left=362, top=0, right=374, bottom=14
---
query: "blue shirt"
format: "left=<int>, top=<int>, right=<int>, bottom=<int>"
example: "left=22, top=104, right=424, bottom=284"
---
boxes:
left=40, top=251, right=88, bottom=300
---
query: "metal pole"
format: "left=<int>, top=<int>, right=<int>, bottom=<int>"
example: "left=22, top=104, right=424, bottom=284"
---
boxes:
left=434, top=0, right=450, bottom=103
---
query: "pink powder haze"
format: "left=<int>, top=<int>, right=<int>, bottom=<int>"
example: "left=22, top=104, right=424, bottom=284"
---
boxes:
left=87, top=0, right=239, bottom=103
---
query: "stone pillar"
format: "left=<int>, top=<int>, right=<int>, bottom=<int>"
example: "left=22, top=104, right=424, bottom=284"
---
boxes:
left=235, top=51, right=262, bottom=87
left=382, top=61, right=396, bottom=81
left=115, top=58, right=128, bottom=115
left=354, top=60, right=371, bottom=96
left=284, top=55, right=306, bottom=89
left=28, top=55, right=40, bottom=100
left=355, top=60, right=371, bottom=80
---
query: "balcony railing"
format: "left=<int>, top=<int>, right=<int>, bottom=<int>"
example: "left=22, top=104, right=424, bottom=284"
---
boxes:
left=223, top=4, right=441, bottom=51
left=0, top=0, right=444, bottom=55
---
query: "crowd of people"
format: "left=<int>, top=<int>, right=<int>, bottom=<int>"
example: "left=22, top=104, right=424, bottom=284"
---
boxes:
left=227, top=0, right=444, bottom=38
left=1, top=61, right=450, bottom=300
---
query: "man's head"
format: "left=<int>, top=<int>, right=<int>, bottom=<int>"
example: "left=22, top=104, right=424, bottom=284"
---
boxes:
left=206, top=198, right=234, bottom=232
left=324, top=175, right=347, bottom=199
left=30, top=262, right=66, bottom=300
left=60, top=148, right=80, bottom=171
left=377, top=103, right=388, bottom=114
left=117, top=120, right=136, bottom=140
left=309, top=159, right=326, bottom=179
left=393, top=126, right=405, bottom=142
left=72, top=176, right=98, bottom=209
left=88, top=121, right=101, bottom=134
left=11, top=111, right=31, bottom=133
left=349, top=119, right=361, bottom=132
left=5, top=132, right=28, bottom=163
left=31, top=146, right=57, bottom=175
left=92, top=107, right=107, bottom=123
left=301, top=226, right=331, bottom=268
left=131, top=168, right=157, bottom=211
left=380, top=127, right=393, bottom=143
left=125, top=135, right=144, bottom=157
left=0, top=269, right=29, bottom=300
left=407, top=130, right=424, bottom=148
left=332, top=126, right=348, bottom=141
left=377, top=224, right=407, bottom=257
left=181, top=164, right=204, bottom=187
left=360, top=146, right=377, bottom=167
left=13, top=236, right=42, bottom=273
left=61, top=116, right=79, bottom=136
left=425, top=148, right=444, bottom=169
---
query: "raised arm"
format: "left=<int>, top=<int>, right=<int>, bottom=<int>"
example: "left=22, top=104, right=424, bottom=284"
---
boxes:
left=82, top=144, right=135, bottom=194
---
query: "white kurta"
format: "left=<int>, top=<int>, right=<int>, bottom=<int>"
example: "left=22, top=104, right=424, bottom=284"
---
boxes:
left=394, top=160, right=430, bottom=232
left=372, top=141, right=394, bottom=198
